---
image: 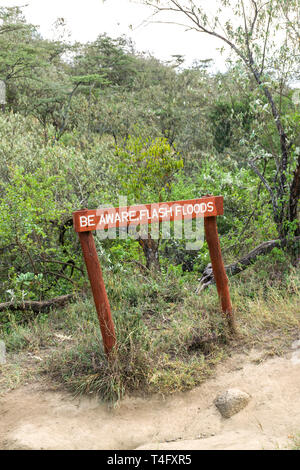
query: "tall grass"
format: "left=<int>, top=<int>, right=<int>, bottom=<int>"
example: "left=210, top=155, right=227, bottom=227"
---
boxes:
left=1, top=262, right=299, bottom=401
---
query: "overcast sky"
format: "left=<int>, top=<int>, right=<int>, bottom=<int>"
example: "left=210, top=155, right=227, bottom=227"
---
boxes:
left=0, top=0, right=230, bottom=71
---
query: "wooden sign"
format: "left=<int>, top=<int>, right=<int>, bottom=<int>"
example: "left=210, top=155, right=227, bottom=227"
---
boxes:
left=73, top=196, right=223, bottom=233
left=73, top=195, right=234, bottom=357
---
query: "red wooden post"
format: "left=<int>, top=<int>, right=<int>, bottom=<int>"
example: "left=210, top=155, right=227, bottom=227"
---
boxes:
left=204, top=216, right=236, bottom=333
left=77, top=230, right=116, bottom=355
left=73, top=195, right=234, bottom=354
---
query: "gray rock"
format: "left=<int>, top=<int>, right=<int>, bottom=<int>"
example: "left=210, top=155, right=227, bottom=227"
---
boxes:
left=291, top=339, right=300, bottom=350
left=0, top=340, right=6, bottom=364
left=214, top=388, right=250, bottom=418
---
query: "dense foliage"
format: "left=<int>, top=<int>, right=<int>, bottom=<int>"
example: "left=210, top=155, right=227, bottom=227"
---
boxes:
left=0, top=3, right=298, bottom=304
left=0, top=2, right=299, bottom=403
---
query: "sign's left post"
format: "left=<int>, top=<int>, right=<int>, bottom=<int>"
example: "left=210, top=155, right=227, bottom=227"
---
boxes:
left=73, top=210, right=116, bottom=356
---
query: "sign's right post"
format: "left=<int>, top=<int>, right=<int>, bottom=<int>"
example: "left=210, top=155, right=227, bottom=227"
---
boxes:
left=204, top=213, right=236, bottom=334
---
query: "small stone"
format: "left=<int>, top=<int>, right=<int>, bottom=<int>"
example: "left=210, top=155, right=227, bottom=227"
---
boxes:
left=214, top=388, right=250, bottom=418
left=291, top=351, right=300, bottom=365
left=291, top=339, right=300, bottom=350
left=0, top=341, right=6, bottom=365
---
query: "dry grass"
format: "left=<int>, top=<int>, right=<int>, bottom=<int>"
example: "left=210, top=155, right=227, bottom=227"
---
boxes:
left=1, top=263, right=299, bottom=401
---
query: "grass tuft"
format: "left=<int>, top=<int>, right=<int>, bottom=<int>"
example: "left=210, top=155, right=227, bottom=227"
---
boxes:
left=1, top=263, right=299, bottom=401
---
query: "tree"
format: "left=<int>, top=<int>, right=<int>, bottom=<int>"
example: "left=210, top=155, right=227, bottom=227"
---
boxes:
left=0, top=7, right=65, bottom=85
left=134, top=60, right=214, bottom=154
left=116, top=136, right=183, bottom=269
left=0, top=6, right=74, bottom=142
left=72, top=35, right=138, bottom=90
left=141, top=0, right=300, bottom=240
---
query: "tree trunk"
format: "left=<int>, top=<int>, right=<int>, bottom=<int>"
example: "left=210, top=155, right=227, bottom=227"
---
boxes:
left=138, top=235, right=160, bottom=271
left=197, top=236, right=300, bottom=291
left=0, top=294, right=75, bottom=313
left=289, top=153, right=300, bottom=236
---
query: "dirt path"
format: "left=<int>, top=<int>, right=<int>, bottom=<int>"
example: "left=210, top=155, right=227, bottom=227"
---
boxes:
left=1, top=343, right=300, bottom=450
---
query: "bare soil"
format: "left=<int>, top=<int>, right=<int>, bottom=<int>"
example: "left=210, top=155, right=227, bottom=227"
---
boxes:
left=1, top=342, right=300, bottom=450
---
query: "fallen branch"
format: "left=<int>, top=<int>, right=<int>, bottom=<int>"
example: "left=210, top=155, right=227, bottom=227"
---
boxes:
left=197, top=236, right=300, bottom=292
left=0, top=294, right=75, bottom=313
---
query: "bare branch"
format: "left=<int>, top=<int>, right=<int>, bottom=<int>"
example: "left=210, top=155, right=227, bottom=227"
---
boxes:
left=197, top=236, right=300, bottom=291
left=260, top=6, right=272, bottom=75
left=250, top=0, right=259, bottom=34
left=0, top=294, right=76, bottom=313
left=249, top=159, right=278, bottom=216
